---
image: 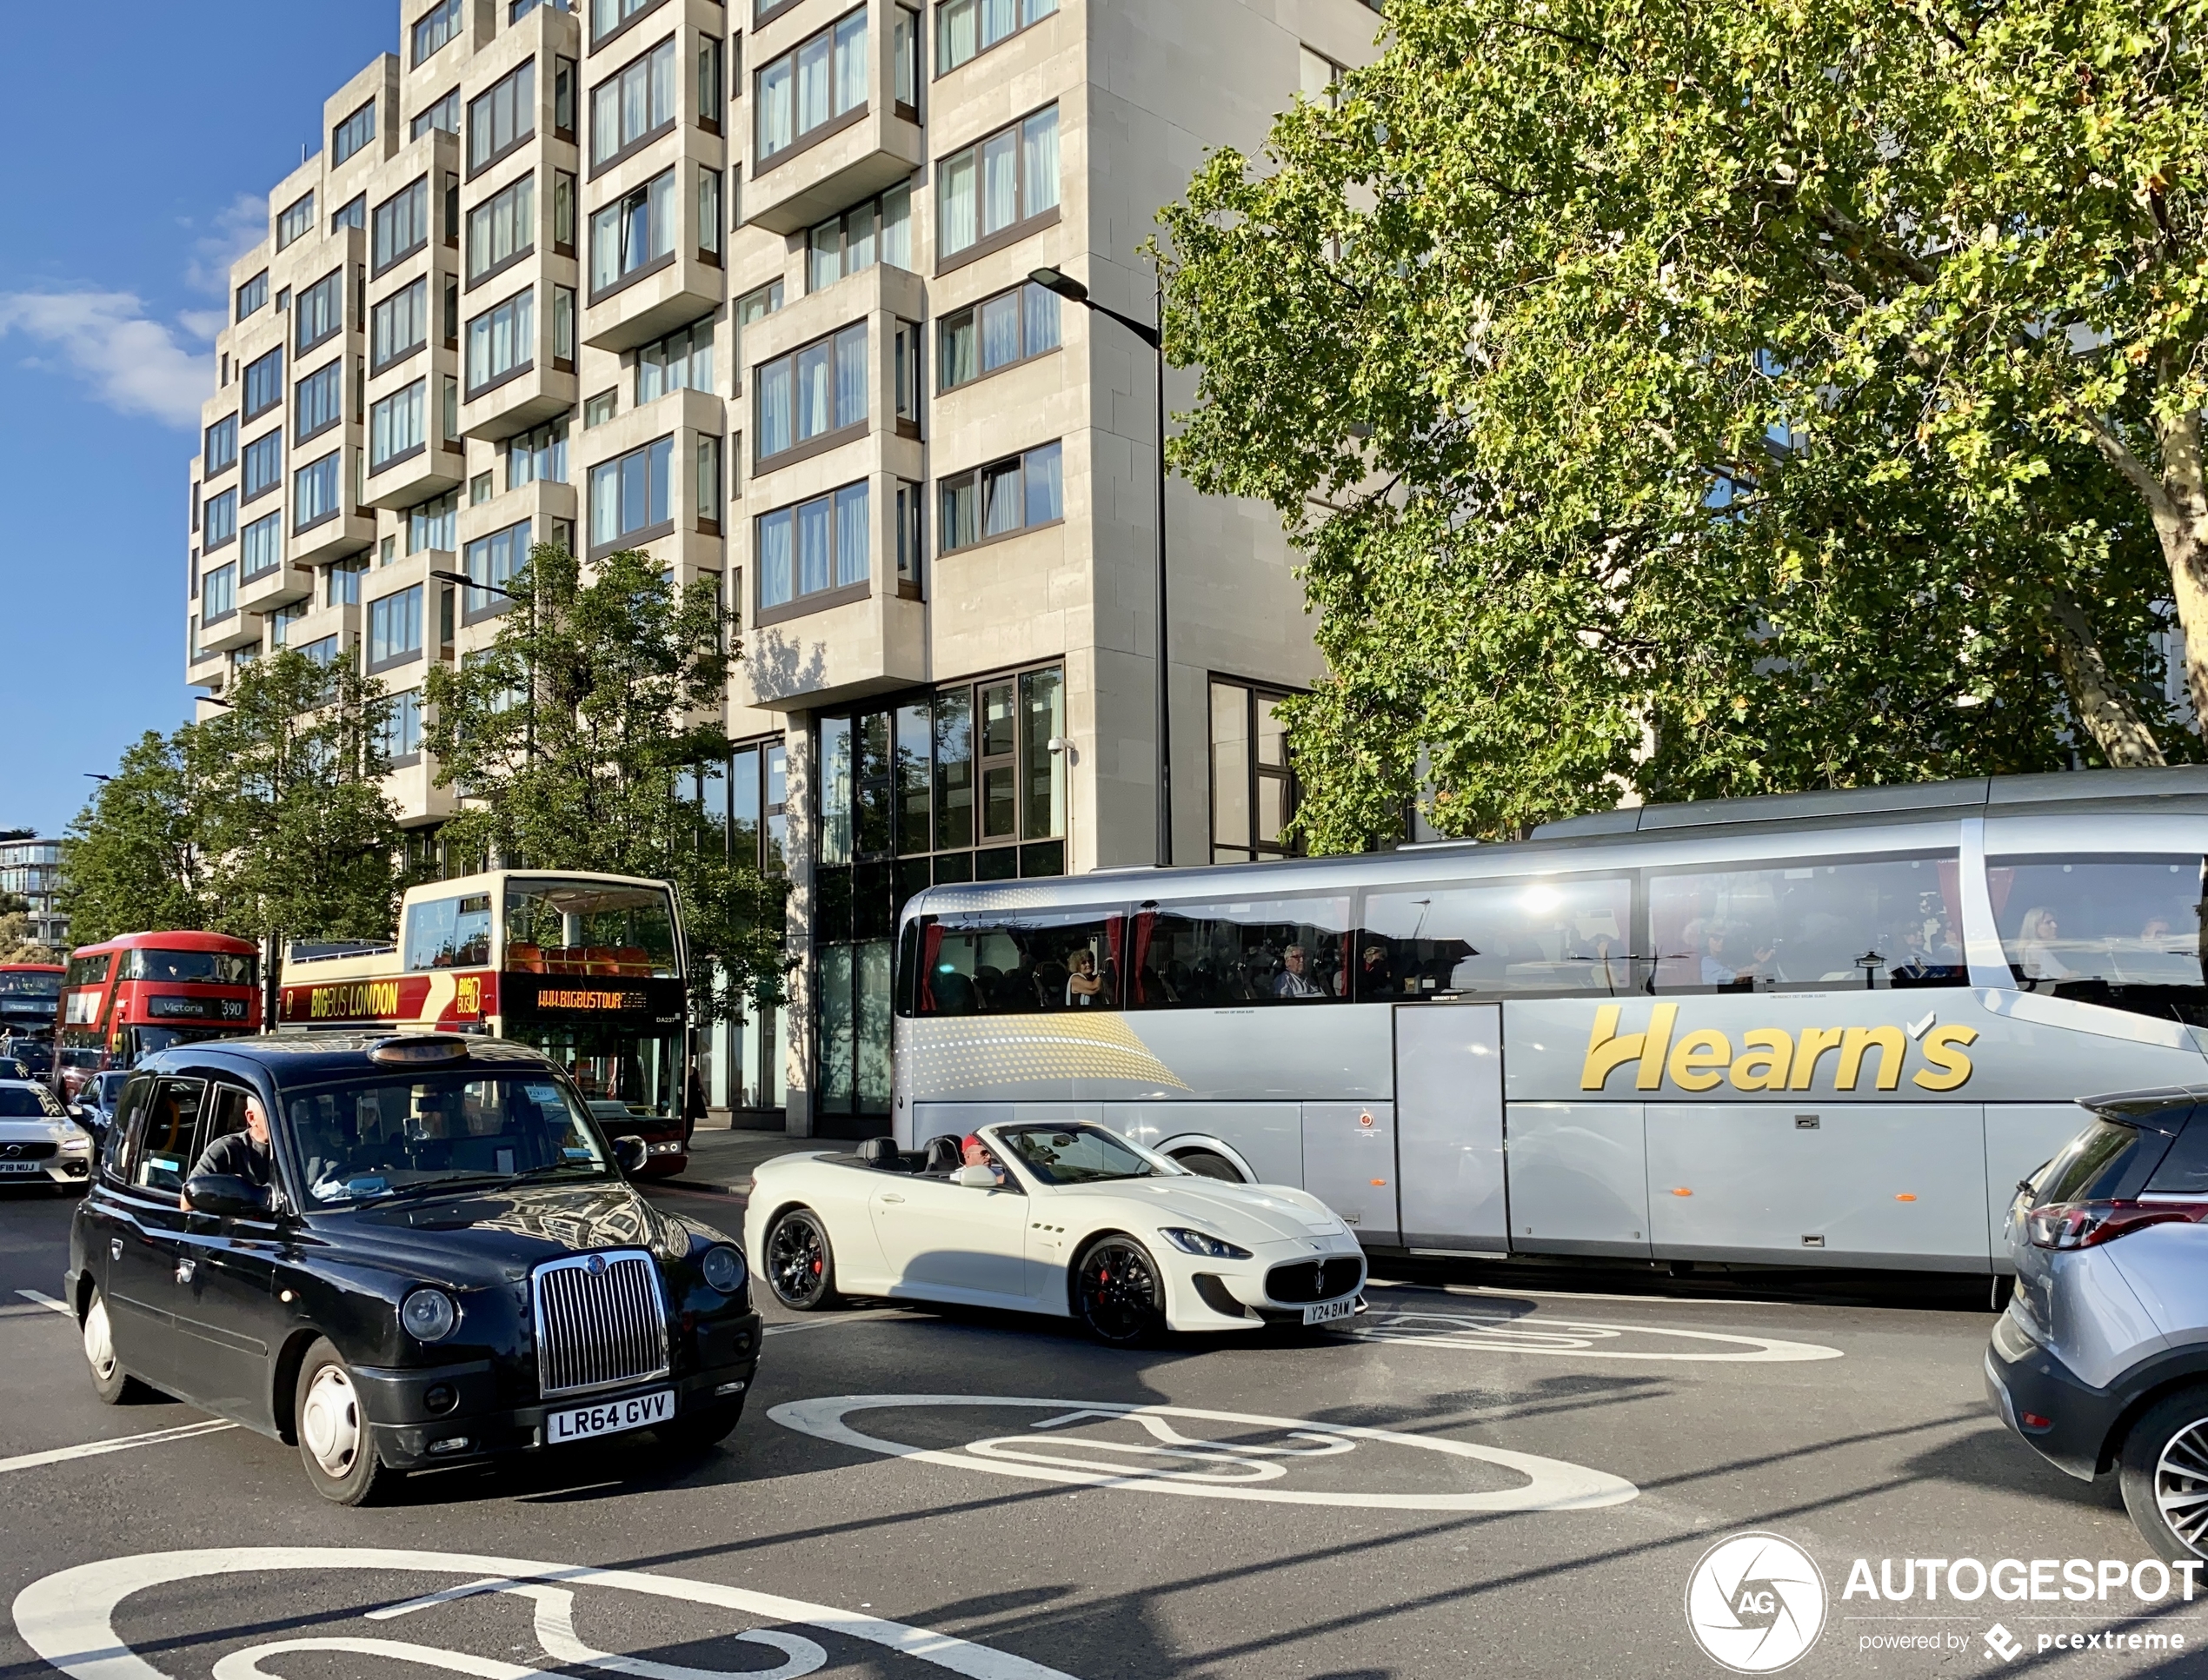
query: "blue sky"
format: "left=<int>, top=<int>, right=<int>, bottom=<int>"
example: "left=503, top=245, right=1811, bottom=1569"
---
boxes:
left=0, top=3, right=394, bottom=841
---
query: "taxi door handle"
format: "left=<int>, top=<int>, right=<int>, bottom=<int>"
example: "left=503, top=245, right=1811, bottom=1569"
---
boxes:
left=879, top=1193, right=905, bottom=1204
left=110, top=1238, right=123, bottom=1261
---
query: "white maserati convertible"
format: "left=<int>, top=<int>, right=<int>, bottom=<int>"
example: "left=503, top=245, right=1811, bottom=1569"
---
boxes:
left=742, top=1121, right=1366, bottom=1344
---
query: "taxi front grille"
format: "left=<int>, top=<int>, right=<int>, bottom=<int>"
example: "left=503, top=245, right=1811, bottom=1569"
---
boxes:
left=1266, top=1256, right=1362, bottom=1305
left=532, top=1251, right=669, bottom=1398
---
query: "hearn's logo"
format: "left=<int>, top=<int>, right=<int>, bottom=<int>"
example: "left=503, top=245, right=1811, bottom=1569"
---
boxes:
left=1580, top=1004, right=1978, bottom=1094
left=1686, top=1531, right=1828, bottom=1673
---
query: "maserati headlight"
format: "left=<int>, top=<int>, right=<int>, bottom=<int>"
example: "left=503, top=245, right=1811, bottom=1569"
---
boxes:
left=702, top=1245, right=747, bottom=1294
left=401, top=1286, right=459, bottom=1342
left=1161, top=1227, right=1253, bottom=1260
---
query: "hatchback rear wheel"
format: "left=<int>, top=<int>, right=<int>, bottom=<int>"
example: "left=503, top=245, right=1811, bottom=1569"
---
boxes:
left=2120, top=1383, right=2208, bottom=1560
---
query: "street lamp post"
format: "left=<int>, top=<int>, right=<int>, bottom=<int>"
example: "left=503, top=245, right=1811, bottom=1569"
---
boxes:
left=1028, top=265, right=1173, bottom=869
left=429, top=569, right=534, bottom=765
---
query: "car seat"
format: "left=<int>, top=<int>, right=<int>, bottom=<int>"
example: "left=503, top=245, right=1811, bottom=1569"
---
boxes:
left=857, top=1136, right=907, bottom=1171
left=921, top=1134, right=962, bottom=1175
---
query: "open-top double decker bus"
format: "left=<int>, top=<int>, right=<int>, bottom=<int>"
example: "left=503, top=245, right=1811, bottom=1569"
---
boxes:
left=276, top=870, right=694, bottom=1175
left=57, top=933, right=261, bottom=1090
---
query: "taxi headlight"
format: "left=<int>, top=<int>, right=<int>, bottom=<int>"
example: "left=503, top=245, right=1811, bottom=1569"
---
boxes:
left=702, top=1245, right=747, bottom=1294
left=1161, top=1227, right=1253, bottom=1261
left=401, top=1287, right=460, bottom=1342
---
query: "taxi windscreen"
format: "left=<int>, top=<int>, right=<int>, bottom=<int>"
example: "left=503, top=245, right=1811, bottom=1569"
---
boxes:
left=283, top=1071, right=609, bottom=1205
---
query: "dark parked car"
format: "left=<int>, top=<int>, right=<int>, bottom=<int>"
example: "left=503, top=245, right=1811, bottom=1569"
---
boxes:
left=65, top=1032, right=761, bottom=1504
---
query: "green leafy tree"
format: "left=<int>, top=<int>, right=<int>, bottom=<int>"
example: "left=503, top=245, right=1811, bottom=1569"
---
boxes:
left=422, top=543, right=788, bottom=1028
left=61, top=730, right=213, bottom=944
left=1157, top=0, right=2196, bottom=846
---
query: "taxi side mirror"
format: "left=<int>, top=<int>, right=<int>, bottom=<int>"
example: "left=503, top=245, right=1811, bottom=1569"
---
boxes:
left=951, top=1165, right=999, bottom=1189
left=611, top=1135, right=648, bottom=1174
left=184, top=1173, right=270, bottom=1218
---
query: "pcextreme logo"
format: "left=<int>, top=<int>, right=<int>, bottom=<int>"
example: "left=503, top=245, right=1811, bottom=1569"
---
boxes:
left=1581, top=1004, right=1978, bottom=1094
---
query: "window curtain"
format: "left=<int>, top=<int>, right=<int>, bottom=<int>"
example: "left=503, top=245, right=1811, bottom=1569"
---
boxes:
left=835, top=481, right=869, bottom=586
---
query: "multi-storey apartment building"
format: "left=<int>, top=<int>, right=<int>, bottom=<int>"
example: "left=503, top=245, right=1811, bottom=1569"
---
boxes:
left=0, top=837, right=67, bottom=951
left=184, top=0, right=1378, bottom=1134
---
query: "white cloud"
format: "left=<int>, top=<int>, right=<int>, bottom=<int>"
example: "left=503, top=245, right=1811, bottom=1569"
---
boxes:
left=184, top=193, right=269, bottom=297
left=0, top=292, right=212, bottom=428
left=176, top=309, right=228, bottom=342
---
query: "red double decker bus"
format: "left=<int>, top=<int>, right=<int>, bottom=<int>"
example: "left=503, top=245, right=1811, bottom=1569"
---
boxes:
left=57, top=932, right=262, bottom=1089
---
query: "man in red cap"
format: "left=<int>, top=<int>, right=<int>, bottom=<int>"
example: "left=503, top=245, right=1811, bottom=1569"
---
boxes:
left=961, top=1132, right=1008, bottom=1185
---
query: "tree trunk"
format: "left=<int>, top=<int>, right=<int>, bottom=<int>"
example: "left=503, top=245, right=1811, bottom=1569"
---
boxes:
left=2149, top=414, right=2208, bottom=735
left=2049, top=593, right=2166, bottom=767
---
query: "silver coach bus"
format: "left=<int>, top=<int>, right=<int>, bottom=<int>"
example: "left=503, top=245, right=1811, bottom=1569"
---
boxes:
left=888, top=767, right=2208, bottom=1275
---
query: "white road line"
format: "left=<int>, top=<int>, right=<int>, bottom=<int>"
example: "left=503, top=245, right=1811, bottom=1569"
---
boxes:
left=1367, top=1279, right=1814, bottom=1310
left=762, top=1308, right=908, bottom=1337
left=12, top=1289, right=71, bottom=1315
left=0, top=1418, right=239, bottom=1476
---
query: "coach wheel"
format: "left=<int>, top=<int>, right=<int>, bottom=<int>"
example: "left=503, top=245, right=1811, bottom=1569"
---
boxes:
left=766, top=1208, right=841, bottom=1311
left=1173, top=1150, right=1243, bottom=1183
left=1075, top=1236, right=1166, bottom=1346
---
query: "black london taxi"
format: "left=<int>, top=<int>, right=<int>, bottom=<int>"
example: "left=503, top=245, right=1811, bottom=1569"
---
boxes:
left=64, top=1032, right=761, bottom=1504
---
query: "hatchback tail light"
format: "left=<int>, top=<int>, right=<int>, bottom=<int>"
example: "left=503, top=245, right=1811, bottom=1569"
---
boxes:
left=2025, top=1200, right=2208, bottom=1250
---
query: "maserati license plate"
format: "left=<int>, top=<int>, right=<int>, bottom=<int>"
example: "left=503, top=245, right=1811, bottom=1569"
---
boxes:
left=546, top=1388, right=674, bottom=1444
left=1302, top=1297, right=1354, bottom=1326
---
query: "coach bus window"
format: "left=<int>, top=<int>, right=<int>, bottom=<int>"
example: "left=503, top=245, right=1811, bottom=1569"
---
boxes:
left=1647, top=853, right=1965, bottom=994
left=1988, top=854, right=2206, bottom=1022
left=1357, top=876, right=1636, bottom=999
left=125, top=948, right=256, bottom=986
left=1127, top=896, right=1351, bottom=1006
left=405, top=893, right=493, bottom=970
left=914, top=913, right=1122, bottom=1014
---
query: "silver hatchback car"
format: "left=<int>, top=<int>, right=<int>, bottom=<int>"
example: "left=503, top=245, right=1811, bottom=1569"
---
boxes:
left=1986, top=1086, right=2208, bottom=1559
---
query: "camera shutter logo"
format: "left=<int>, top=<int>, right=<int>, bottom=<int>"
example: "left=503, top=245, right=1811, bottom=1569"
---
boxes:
left=1684, top=1531, right=1827, bottom=1672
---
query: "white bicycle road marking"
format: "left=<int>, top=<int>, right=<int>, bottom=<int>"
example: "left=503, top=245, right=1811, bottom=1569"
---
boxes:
left=0, top=1419, right=240, bottom=1477
left=769, top=1394, right=1638, bottom=1511
left=1352, top=1311, right=1844, bottom=1362
left=12, top=1290, right=71, bottom=1315
left=10, top=1548, right=1078, bottom=1680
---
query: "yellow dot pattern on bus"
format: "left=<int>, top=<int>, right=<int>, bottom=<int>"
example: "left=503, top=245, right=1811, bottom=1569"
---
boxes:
left=906, top=1015, right=1191, bottom=1092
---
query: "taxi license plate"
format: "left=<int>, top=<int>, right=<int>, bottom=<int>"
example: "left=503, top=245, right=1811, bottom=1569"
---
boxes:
left=546, top=1388, right=674, bottom=1444
left=0, top=1162, right=41, bottom=1175
left=1303, top=1298, right=1355, bottom=1326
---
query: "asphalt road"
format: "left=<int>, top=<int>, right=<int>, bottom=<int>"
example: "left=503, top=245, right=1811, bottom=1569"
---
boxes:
left=0, top=1179, right=2198, bottom=1680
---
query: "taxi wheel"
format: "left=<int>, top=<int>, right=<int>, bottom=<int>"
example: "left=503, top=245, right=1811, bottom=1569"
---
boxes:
left=658, top=1398, right=746, bottom=1455
left=766, top=1208, right=841, bottom=1311
left=2121, top=1384, right=2208, bottom=1561
left=295, top=1339, right=388, bottom=1506
left=82, top=1289, right=152, bottom=1404
left=1074, top=1236, right=1166, bottom=1346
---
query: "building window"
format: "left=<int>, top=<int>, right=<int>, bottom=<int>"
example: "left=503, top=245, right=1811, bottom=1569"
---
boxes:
left=466, top=288, right=535, bottom=395
left=584, top=388, right=619, bottom=427
left=589, top=168, right=675, bottom=296
left=369, top=584, right=426, bottom=670
left=635, top=317, right=712, bottom=402
left=412, top=87, right=462, bottom=138
left=755, top=8, right=867, bottom=166
left=333, top=98, right=378, bottom=165
left=1210, top=677, right=1301, bottom=863
left=894, top=320, right=921, bottom=424
left=513, top=0, right=574, bottom=18
left=242, top=429, right=283, bottom=503
left=698, top=166, right=722, bottom=261
left=756, top=480, right=868, bottom=610
left=938, top=104, right=1058, bottom=262
left=696, top=434, right=722, bottom=528
left=409, top=490, right=458, bottom=552
left=807, top=182, right=912, bottom=291
left=242, top=347, right=284, bottom=422
left=326, top=558, right=366, bottom=606
left=203, top=562, right=237, bottom=624
left=372, top=177, right=431, bottom=275
left=469, top=59, right=537, bottom=175
left=938, top=279, right=1057, bottom=390
left=466, top=173, right=536, bottom=283
left=553, top=169, right=577, bottom=252
left=590, top=37, right=676, bottom=169
left=937, top=0, right=1054, bottom=74
left=938, top=441, right=1061, bottom=550
left=295, top=269, right=344, bottom=355
left=508, top=419, right=569, bottom=487
left=371, top=277, right=429, bottom=371
left=414, top=0, right=464, bottom=65
left=590, top=0, right=659, bottom=45
left=755, top=321, right=866, bottom=463
left=554, top=284, right=575, bottom=364
left=370, top=381, right=428, bottom=472
left=893, top=5, right=918, bottom=107
left=204, top=488, right=238, bottom=549
left=587, top=435, right=675, bottom=552
left=463, top=518, right=531, bottom=619
left=236, top=271, right=269, bottom=322
left=295, top=362, right=344, bottom=443
left=331, top=193, right=367, bottom=233
left=276, top=190, right=316, bottom=251
left=241, top=510, right=283, bottom=581
left=295, top=452, right=343, bottom=530
left=698, top=33, right=724, bottom=128
left=895, top=479, right=922, bottom=588
left=204, top=415, right=238, bottom=476
left=1299, top=44, right=1342, bottom=107
left=733, top=281, right=782, bottom=391
left=381, top=688, right=425, bottom=764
